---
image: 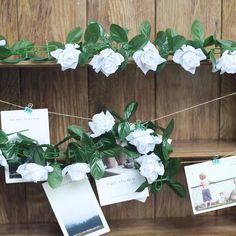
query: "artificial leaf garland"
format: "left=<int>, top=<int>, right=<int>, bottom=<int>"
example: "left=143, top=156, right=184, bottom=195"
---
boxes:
left=0, top=101, right=186, bottom=198
left=0, top=19, right=236, bottom=77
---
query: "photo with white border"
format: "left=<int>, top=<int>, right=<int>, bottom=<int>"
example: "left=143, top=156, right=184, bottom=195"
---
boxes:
left=184, top=155, right=236, bottom=214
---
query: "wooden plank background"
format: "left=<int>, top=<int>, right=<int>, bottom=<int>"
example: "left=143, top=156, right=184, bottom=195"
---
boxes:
left=0, top=0, right=235, bottom=224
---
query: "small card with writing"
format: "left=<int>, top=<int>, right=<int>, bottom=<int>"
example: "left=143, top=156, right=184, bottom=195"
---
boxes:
left=184, top=155, right=236, bottom=214
left=43, top=177, right=110, bottom=236
left=95, top=157, right=149, bottom=206
left=1, top=109, right=50, bottom=183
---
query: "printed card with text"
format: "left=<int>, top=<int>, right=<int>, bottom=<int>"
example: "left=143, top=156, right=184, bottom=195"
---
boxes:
left=43, top=177, right=110, bottom=236
left=95, top=157, right=149, bottom=206
left=1, top=109, right=50, bottom=183
left=184, top=155, right=236, bottom=214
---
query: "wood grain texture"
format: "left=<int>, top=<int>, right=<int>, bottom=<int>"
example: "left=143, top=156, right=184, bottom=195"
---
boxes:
left=0, top=0, right=18, bottom=44
left=222, top=0, right=236, bottom=40
left=156, top=0, right=221, bottom=38
left=17, top=0, right=87, bottom=43
left=156, top=64, right=220, bottom=140
left=1, top=216, right=236, bottom=236
left=220, top=75, right=236, bottom=140
left=89, top=65, right=155, bottom=219
left=88, top=0, right=155, bottom=40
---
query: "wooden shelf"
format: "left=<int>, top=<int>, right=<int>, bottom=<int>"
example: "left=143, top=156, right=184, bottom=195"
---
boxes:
left=1, top=216, right=235, bottom=236
left=170, top=140, right=236, bottom=158
left=0, top=59, right=214, bottom=68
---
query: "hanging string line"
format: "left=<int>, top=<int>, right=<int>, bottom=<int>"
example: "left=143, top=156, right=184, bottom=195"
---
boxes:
left=0, top=90, right=236, bottom=122
left=150, top=91, right=236, bottom=122
left=0, top=99, right=92, bottom=121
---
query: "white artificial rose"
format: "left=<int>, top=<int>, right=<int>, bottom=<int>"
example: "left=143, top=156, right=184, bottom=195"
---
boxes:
left=136, top=153, right=164, bottom=184
left=213, top=50, right=236, bottom=74
left=0, top=150, right=7, bottom=167
left=173, top=45, right=206, bottom=74
left=62, top=163, right=90, bottom=181
left=89, top=110, right=115, bottom=138
left=133, top=41, right=166, bottom=74
left=50, top=43, right=81, bottom=71
left=16, top=163, right=53, bottom=182
left=126, top=129, right=162, bottom=154
left=0, top=40, right=6, bottom=46
left=89, top=48, right=124, bottom=77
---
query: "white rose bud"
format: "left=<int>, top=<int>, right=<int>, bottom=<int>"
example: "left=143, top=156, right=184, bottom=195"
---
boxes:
left=16, top=163, right=53, bottom=182
left=62, top=163, right=90, bottom=181
left=213, top=50, right=236, bottom=74
left=133, top=41, right=166, bottom=74
left=89, top=110, right=115, bottom=138
left=0, top=40, right=6, bottom=46
left=173, top=45, right=206, bottom=74
left=89, top=48, right=124, bottom=77
left=126, top=129, right=162, bottom=155
left=136, top=153, right=164, bottom=184
left=0, top=150, right=7, bottom=167
left=51, top=43, right=81, bottom=71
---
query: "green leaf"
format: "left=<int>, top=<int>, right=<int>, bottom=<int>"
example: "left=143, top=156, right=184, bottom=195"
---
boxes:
left=128, top=34, right=148, bottom=52
left=44, top=145, right=60, bottom=160
left=204, top=35, right=215, bottom=47
left=0, top=47, right=11, bottom=59
left=2, top=58, right=25, bottom=63
left=89, top=20, right=105, bottom=37
left=30, top=145, right=45, bottom=166
left=0, top=131, right=8, bottom=144
left=43, top=41, right=64, bottom=54
left=66, top=26, right=83, bottom=43
left=167, top=158, right=181, bottom=178
left=11, top=40, right=34, bottom=54
left=80, top=132, right=96, bottom=158
left=136, top=181, right=149, bottom=192
left=172, top=35, right=186, bottom=51
left=139, top=20, right=151, bottom=38
left=150, top=180, right=163, bottom=193
left=191, top=19, right=204, bottom=43
left=90, top=152, right=105, bottom=180
left=154, top=31, right=167, bottom=47
left=67, top=125, right=85, bottom=140
left=84, top=23, right=100, bottom=43
left=167, top=179, right=186, bottom=197
left=122, top=145, right=140, bottom=158
left=209, top=50, right=216, bottom=65
left=48, top=163, right=63, bottom=188
left=101, top=145, right=122, bottom=157
left=163, top=119, right=174, bottom=140
left=29, top=55, right=48, bottom=61
left=110, top=24, right=128, bottom=43
left=79, top=51, right=91, bottom=66
left=17, top=133, right=38, bottom=143
left=118, top=121, right=131, bottom=141
left=156, top=61, right=167, bottom=72
left=124, top=101, right=138, bottom=120
left=0, top=142, right=16, bottom=160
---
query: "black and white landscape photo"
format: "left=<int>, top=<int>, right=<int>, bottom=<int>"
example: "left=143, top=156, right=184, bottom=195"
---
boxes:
left=43, top=177, right=110, bottom=236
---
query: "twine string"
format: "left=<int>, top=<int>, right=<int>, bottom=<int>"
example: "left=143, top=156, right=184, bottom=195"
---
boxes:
left=1, top=91, right=236, bottom=122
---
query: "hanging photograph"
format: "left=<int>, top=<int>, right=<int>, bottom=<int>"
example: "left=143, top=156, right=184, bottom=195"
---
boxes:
left=95, top=156, right=149, bottom=206
left=43, top=177, right=110, bottom=236
left=184, top=155, right=236, bottom=214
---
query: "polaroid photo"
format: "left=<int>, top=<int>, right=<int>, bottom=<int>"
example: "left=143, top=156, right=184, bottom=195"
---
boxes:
left=184, top=155, right=236, bottom=215
left=43, top=176, right=110, bottom=236
left=95, top=156, right=149, bottom=206
left=1, top=109, right=50, bottom=183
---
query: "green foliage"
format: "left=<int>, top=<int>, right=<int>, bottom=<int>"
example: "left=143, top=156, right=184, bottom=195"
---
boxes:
left=167, top=179, right=187, bottom=197
left=191, top=19, right=205, bottom=43
left=84, top=23, right=100, bottom=43
left=48, top=163, right=63, bottom=189
left=139, top=20, right=151, bottom=38
left=124, top=101, right=138, bottom=120
left=66, top=26, right=83, bottom=43
left=90, top=152, right=105, bottom=180
left=110, top=24, right=128, bottom=43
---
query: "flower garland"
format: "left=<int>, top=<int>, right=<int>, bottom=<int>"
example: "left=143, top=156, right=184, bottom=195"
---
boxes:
left=0, top=20, right=236, bottom=77
left=0, top=101, right=186, bottom=197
